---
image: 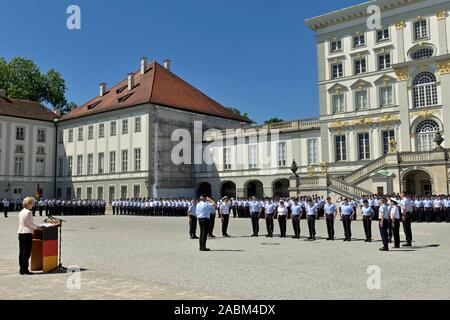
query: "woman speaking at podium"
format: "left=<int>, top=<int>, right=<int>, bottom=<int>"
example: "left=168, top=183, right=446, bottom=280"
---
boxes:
left=17, top=197, right=43, bottom=275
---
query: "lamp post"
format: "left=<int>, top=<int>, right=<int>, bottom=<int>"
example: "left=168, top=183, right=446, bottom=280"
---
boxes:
left=290, top=160, right=300, bottom=196
left=53, top=117, right=59, bottom=198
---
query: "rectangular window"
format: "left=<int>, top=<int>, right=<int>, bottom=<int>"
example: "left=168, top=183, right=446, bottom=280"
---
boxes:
left=37, top=129, right=46, bottom=142
left=134, top=148, right=141, bottom=171
left=378, top=53, right=391, bottom=70
left=110, top=121, right=117, bottom=136
left=414, top=20, right=428, bottom=40
left=14, top=155, right=24, bottom=176
left=87, top=154, right=93, bottom=175
left=383, top=130, right=395, bottom=155
left=355, top=90, right=368, bottom=110
left=109, top=186, right=115, bottom=204
left=78, top=127, right=83, bottom=141
left=122, top=119, right=128, bottom=134
left=97, top=187, right=104, bottom=200
left=332, top=93, right=345, bottom=113
left=121, top=186, right=128, bottom=199
left=133, top=185, right=141, bottom=198
left=65, top=188, right=72, bottom=200
left=98, top=152, right=104, bottom=174
left=358, top=133, right=370, bottom=160
left=354, top=58, right=367, bottom=75
left=248, top=145, right=257, bottom=169
left=109, top=151, right=116, bottom=173
left=76, top=187, right=82, bottom=200
left=67, top=156, right=73, bottom=176
left=376, top=28, right=390, bottom=42
left=99, top=123, right=105, bottom=138
left=379, top=86, right=393, bottom=106
left=330, top=40, right=342, bottom=52
left=68, top=129, right=73, bottom=142
left=16, top=127, right=25, bottom=140
left=307, top=139, right=318, bottom=164
left=87, top=187, right=93, bottom=200
left=335, top=135, right=347, bottom=162
left=353, top=34, right=365, bottom=47
left=223, top=148, right=232, bottom=170
left=134, top=117, right=141, bottom=132
left=121, top=150, right=128, bottom=172
left=58, top=157, right=64, bottom=177
left=331, top=63, right=343, bottom=79
left=278, top=142, right=286, bottom=167
left=88, top=125, right=94, bottom=139
left=77, top=155, right=83, bottom=176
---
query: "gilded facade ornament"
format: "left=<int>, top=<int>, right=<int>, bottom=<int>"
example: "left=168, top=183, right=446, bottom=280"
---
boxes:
left=329, top=120, right=346, bottom=129
left=395, top=21, right=406, bottom=29
left=379, top=114, right=399, bottom=122
left=437, top=61, right=450, bottom=75
left=388, top=138, right=397, bottom=153
left=410, top=109, right=441, bottom=119
left=436, top=10, right=448, bottom=20
left=320, top=162, right=328, bottom=176
left=394, top=68, right=408, bottom=81
left=307, top=164, right=315, bottom=177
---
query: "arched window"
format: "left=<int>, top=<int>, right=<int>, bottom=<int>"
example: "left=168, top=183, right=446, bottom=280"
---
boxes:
left=416, top=120, right=439, bottom=151
left=413, top=72, right=438, bottom=108
left=411, top=47, right=434, bottom=60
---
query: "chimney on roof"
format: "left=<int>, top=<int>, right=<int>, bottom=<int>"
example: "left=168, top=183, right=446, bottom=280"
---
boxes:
left=128, top=73, right=135, bottom=91
left=99, top=83, right=107, bottom=97
left=163, top=59, right=171, bottom=71
left=140, top=57, right=148, bottom=75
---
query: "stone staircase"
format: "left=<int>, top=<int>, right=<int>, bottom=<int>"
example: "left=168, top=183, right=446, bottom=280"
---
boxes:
left=328, top=177, right=372, bottom=199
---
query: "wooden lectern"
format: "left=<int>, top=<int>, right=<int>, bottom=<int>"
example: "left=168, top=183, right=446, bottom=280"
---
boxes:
left=31, top=220, right=61, bottom=273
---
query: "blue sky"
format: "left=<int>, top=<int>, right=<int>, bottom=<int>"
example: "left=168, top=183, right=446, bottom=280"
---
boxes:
left=0, top=0, right=363, bottom=123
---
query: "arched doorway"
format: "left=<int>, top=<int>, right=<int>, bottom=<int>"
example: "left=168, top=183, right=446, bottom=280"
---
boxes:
left=221, top=181, right=236, bottom=199
left=245, top=180, right=264, bottom=198
left=416, top=119, right=439, bottom=151
left=197, top=182, right=212, bottom=198
left=273, top=179, right=290, bottom=198
left=404, top=170, right=432, bottom=195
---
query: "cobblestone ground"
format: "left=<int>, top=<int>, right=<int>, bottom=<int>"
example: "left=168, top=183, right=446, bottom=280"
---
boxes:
left=0, top=212, right=449, bottom=300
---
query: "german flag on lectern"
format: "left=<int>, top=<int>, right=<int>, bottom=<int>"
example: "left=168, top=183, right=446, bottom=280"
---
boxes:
left=42, top=226, right=59, bottom=272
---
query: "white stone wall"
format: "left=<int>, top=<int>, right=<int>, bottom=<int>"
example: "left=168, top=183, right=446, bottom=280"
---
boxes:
left=0, top=116, right=56, bottom=199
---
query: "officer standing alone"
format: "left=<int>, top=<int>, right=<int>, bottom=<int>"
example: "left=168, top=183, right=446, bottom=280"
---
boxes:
left=196, top=195, right=216, bottom=252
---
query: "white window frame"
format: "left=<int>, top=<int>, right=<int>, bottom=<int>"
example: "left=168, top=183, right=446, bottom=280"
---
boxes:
left=77, top=155, right=83, bottom=176
left=248, top=144, right=257, bottom=169
left=121, top=150, right=128, bottom=172
left=134, top=148, right=141, bottom=171
left=307, top=139, right=318, bottom=165
left=355, top=89, right=369, bottom=110
left=335, top=135, right=347, bottom=162
left=109, top=151, right=116, bottom=173
left=134, top=117, right=141, bottom=132
left=98, top=152, right=105, bottom=174
left=379, top=85, right=394, bottom=107
left=278, top=142, right=287, bottom=167
left=378, top=52, right=391, bottom=70
left=122, top=119, right=128, bottom=135
left=358, top=132, right=371, bottom=160
left=331, top=62, right=343, bottom=79
left=354, top=57, right=367, bottom=75
left=99, top=123, right=105, bottom=138
left=223, top=147, right=232, bottom=171
left=331, top=93, right=345, bottom=114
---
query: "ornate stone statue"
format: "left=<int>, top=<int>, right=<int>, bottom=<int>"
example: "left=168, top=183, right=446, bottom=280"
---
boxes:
left=434, top=132, right=444, bottom=149
left=389, top=138, right=397, bottom=153
left=307, top=164, right=315, bottom=177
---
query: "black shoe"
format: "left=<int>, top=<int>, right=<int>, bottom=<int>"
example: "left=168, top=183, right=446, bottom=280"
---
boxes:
left=379, top=248, right=389, bottom=251
left=223, top=234, right=230, bottom=238
left=193, top=236, right=199, bottom=239
left=190, top=236, right=195, bottom=239
left=200, top=248, right=210, bottom=252
left=402, top=243, right=412, bottom=247
left=266, top=234, right=271, bottom=238
left=326, top=238, right=331, bottom=241
left=348, top=239, right=351, bottom=242
left=343, top=239, right=347, bottom=242
left=394, top=246, right=400, bottom=248
left=308, top=237, right=313, bottom=240
left=21, top=271, right=34, bottom=275
left=291, top=236, right=297, bottom=239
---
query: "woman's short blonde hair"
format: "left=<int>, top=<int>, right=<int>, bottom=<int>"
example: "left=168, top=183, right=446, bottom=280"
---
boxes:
left=23, top=197, right=35, bottom=208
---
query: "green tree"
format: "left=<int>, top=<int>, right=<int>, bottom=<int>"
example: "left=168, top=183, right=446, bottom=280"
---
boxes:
left=0, top=56, right=68, bottom=109
left=227, top=107, right=255, bottom=124
left=264, top=117, right=284, bottom=124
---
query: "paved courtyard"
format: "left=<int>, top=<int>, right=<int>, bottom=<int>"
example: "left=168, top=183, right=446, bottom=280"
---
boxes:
left=0, top=213, right=449, bottom=300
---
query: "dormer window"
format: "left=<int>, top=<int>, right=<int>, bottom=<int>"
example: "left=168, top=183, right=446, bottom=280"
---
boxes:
left=411, top=47, right=434, bottom=60
left=87, top=101, right=100, bottom=110
left=118, top=93, right=134, bottom=103
left=116, top=85, right=127, bottom=94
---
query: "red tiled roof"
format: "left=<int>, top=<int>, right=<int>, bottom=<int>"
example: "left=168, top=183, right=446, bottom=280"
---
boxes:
left=61, top=62, right=247, bottom=122
left=0, top=97, right=60, bottom=122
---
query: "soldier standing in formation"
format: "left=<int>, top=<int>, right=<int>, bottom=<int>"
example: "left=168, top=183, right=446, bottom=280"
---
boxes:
left=379, top=198, right=390, bottom=251
left=187, top=200, right=198, bottom=239
left=340, top=199, right=354, bottom=242
left=219, top=197, right=231, bottom=237
left=306, top=200, right=318, bottom=240
left=2, top=198, right=10, bottom=218
left=361, top=200, right=374, bottom=242
left=291, top=200, right=302, bottom=239
left=277, top=201, right=288, bottom=238
left=324, top=197, right=336, bottom=241
left=249, top=197, right=261, bottom=237
left=196, top=195, right=216, bottom=252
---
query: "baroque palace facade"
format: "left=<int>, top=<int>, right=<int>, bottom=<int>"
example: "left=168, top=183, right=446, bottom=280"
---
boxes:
left=1, top=0, right=450, bottom=202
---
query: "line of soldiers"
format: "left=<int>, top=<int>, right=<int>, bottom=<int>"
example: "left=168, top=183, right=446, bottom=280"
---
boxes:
left=1, top=198, right=24, bottom=217
left=111, top=198, right=191, bottom=216
left=360, top=194, right=450, bottom=223
left=187, top=193, right=422, bottom=252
